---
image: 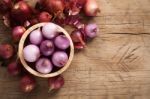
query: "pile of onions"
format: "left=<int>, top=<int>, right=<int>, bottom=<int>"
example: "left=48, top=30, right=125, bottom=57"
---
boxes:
left=0, top=0, right=100, bottom=93
left=23, top=23, right=70, bottom=74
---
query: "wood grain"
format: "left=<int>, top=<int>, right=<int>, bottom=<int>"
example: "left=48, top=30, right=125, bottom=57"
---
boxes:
left=0, top=0, right=150, bottom=99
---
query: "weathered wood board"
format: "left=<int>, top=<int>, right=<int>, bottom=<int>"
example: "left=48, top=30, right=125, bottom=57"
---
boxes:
left=0, top=0, right=150, bottom=99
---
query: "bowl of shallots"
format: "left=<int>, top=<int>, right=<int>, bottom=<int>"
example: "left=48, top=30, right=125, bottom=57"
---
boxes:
left=18, top=22, right=74, bottom=78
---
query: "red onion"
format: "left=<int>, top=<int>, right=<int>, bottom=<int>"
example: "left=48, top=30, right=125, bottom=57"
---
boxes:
left=52, top=51, right=68, bottom=67
left=23, top=45, right=40, bottom=62
left=36, top=58, right=53, bottom=74
left=54, top=35, right=70, bottom=50
left=29, top=28, right=43, bottom=45
left=0, top=43, right=14, bottom=59
left=85, top=23, right=98, bottom=38
left=0, top=0, right=12, bottom=14
left=42, top=23, right=58, bottom=39
left=12, top=26, right=26, bottom=42
left=7, top=61, right=21, bottom=76
left=44, top=0, right=65, bottom=15
left=11, top=1, right=32, bottom=22
left=38, top=11, right=52, bottom=22
left=84, top=0, right=100, bottom=16
left=40, top=40, right=54, bottom=56
left=71, top=30, right=85, bottom=46
left=48, top=75, right=64, bottom=91
left=20, top=75, right=36, bottom=93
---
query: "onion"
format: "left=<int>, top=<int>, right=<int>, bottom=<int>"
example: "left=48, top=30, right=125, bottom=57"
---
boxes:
left=23, top=45, right=40, bottom=62
left=48, top=75, right=64, bottom=91
left=12, top=26, right=26, bottom=42
left=20, top=75, right=36, bottom=93
left=71, top=30, right=85, bottom=46
left=42, top=23, right=58, bottom=39
left=11, top=1, right=32, bottom=22
left=38, top=11, right=52, bottom=22
left=36, top=58, right=53, bottom=74
left=85, top=23, right=98, bottom=38
left=0, top=43, right=14, bottom=59
left=40, top=40, right=54, bottom=56
left=52, top=51, right=68, bottom=67
left=54, top=35, right=70, bottom=50
left=29, top=28, right=43, bottom=45
left=44, top=0, right=65, bottom=15
left=0, top=0, right=12, bottom=14
left=7, top=61, right=21, bottom=76
left=84, top=0, right=100, bottom=16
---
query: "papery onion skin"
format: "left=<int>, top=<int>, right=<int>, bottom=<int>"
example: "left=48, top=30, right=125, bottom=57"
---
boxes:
left=42, top=23, right=58, bottom=39
left=84, top=0, right=100, bottom=16
left=38, top=11, right=52, bottom=22
left=12, top=26, right=26, bottom=42
left=36, top=58, right=53, bottom=74
left=52, top=51, right=68, bottom=67
left=40, top=40, right=54, bottom=56
left=48, top=75, right=64, bottom=91
left=54, top=35, right=70, bottom=50
left=23, top=45, right=40, bottom=62
left=0, top=43, right=14, bottom=59
left=20, top=75, right=36, bottom=93
left=71, top=30, right=85, bottom=46
left=29, top=28, right=43, bottom=45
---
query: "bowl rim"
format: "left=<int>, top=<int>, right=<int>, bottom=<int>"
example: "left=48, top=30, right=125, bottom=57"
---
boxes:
left=18, top=22, right=74, bottom=78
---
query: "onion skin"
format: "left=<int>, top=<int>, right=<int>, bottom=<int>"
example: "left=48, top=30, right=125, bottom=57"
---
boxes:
left=12, top=26, right=26, bottom=42
left=71, top=30, right=85, bottom=46
left=11, top=1, right=32, bottom=23
left=0, top=43, right=14, bottom=59
left=20, top=75, right=36, bottom=93
left=7, top=61, right=21, bottom=76
left=48, top=75, right=64, bottom=91
left=44, top=0, right=65, bottom=15
left=38, top=11, right=52, bottom=22
left=84, top=0, right=100, bottom=16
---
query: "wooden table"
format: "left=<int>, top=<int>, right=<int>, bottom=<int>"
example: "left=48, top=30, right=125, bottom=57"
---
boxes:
left=0, top=0, right=150, bottom=99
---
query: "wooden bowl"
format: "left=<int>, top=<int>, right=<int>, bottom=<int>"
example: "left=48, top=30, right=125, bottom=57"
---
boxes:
left=18, top=23, right=74, bottom=78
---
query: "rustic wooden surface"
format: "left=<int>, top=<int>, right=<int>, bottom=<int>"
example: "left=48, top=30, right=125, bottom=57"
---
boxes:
left=0, top=0, right=150, bottom=99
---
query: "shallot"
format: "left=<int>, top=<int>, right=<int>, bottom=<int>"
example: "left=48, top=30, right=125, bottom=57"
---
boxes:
left=84, top=0, right=100, bottom=16
left=7, top=61, right=21, bottom=76
left=12, top=26, right=26, bottom=42
left=52, top=51, right=68, bottom=67
left=85, top=23, right=98, bottom=38
left=42, top=23, right=58, bottom=39
left=54, top=35, right=70, bottom=50
left=20, top=75, right=36, bottom=93
left=40, top=40, right=54, bottom=56
left=36, top=58, right=53, bottom=74
left=23, top=45, right=40, bottom=62
left=0, top=43, right=14, bottom=59
left=48, top=75, right=64, bottom=91
left=29, top=28, right=43, bottom=45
